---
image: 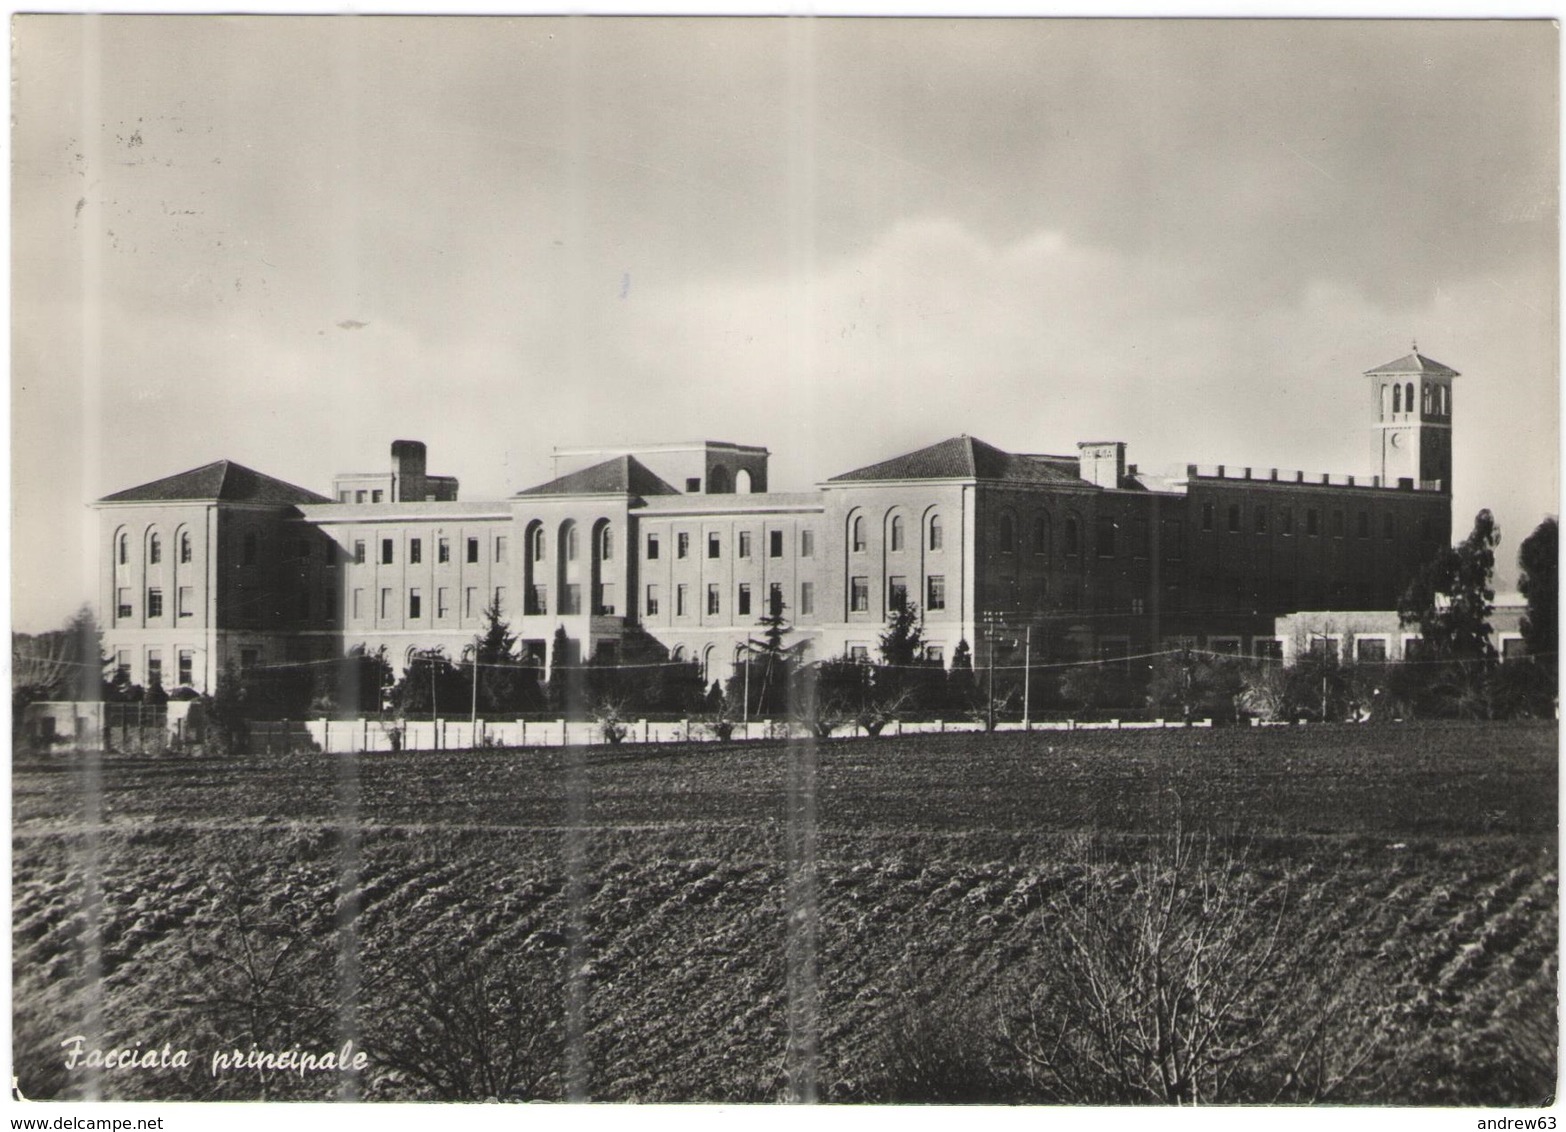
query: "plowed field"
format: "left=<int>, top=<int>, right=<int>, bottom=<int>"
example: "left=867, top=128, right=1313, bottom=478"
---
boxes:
left=12, top=722, right=1557, bottom=1103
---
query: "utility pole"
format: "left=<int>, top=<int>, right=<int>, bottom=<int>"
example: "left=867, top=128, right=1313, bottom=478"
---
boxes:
left=1023, top=624, right=1032, bottom=727
left=982, top=611, right=1001, bottom=733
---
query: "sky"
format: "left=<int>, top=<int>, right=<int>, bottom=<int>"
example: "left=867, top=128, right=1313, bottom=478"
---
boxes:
left=11, top=15, right=1559, bottom=633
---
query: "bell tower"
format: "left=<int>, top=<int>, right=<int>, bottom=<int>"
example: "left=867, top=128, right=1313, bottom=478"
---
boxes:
left=1366, top=343, right=1458, bottom=493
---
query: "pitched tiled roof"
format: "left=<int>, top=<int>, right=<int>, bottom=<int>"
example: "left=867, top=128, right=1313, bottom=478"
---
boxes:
left=1364, top=351, right=1460, bottom=377
left=98, top=460, right=330, bottom=505
left=828, top=436, right=1083, bottom=486
left=514, top=455, right=679, bottom=498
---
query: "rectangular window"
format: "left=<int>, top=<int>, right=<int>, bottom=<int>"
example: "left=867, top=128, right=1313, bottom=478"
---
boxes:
left=800, top=529, right=815, bottom=557
left=378, top=586, right=396, bottom=619
left=1227, top=505, right=1241, bottom=533
left=240, top=648, right=258, bottom=672
left=769, top=582, right=783, bottom=616
left=707, top=583, right=721, bottom=615
left=708, top=532, right=721, bottom=559
left=1356, top=638, right=1388, bottom=663
left=339, top=491, right=352, bottom=503
left=849, top=645, right=870, bottom=663
left=495, top=537, right=508, bottom=563
left=438, top=538, right=450, bottom=564
left=1201, top=503, right=1215, bottom=532
left=598, top=583, right=617, bottom=615
left=1331, top=510, right=1345, bottom=538
left=562, top=584, right=580, bottom=615
left=467, top=537, right=479, bottom=564
left=352, top=588, right=363, bottom=619
left=1502, top=637, right=1527, bottom=662
left=646, top=584, right=660, bottom=616
left=178, top=586, right=194, bottom=618
left=889, top=575, right=908, bottom=610
left=465, top=587, right=477, bottom=618
left=1254, top=638, right=1284, bottom=661
left=770, top=530, right=784, bottom=558
left=1357, top=511, right=1370, bottom=539
left=356, top=490, right=366, bottom=504
left=409, top=538, right=422, bottom=564
left=381, top=538, right=394, bottom=564
left=647, top=533, right=661, bottom=560
left=147, top=588, right=164, bottom=618
left=1306, top=509, right=1320, bottom=536
left=1280, top=506, right=1293, bottom=536
left=114, top=649, right=130, bottom=681
left=850, top=576, right=870, bottom=613
left=437, top=587, right=450, bottom=618
left=527, top=584, right=547, bottom=615
left=371, top=490, right=383, bottom=503
left=676, top=584, right=689, bottom=617
left=677, top=532, right=690, bottom=559
left=1131, top=517, right=1150, bottom=557
left=1161, top=520, right=1184, bottom=560
left=738, top=531, right=752, bottom=559
left=324, top=588, right=336, bottom=620
left=146, top=650, right=163, bottom=688
left=1254, top=507, right=1268, bottom=534
left=926, top=645, right=944, bottom=665
left=178, top=649, right=193, bottom=687
left=686, top=477, right=702, bottom=493
left=494, top=586, right=507, bottom=613
left=1097, top=516, right=1117, bottom=557
left=738, top=583, right=752, bottom=616
left=354, top=540, right=366, bottom=564
left=800, top=581, right=815, bottom=617
left=927, top=575, right=946, bottom=611
left=1383, top=513, right=1396, bottom=539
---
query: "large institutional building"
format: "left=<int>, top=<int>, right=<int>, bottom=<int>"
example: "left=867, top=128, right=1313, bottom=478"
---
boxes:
left=94, top=349, right=1458, bottom=695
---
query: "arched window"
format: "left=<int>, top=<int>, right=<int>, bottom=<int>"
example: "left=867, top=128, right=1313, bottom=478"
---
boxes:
left=1393, top=384, right=1402, bottom=413
left=117, top=531, right=128, bottom=566
left=148, top=533, right=162, bottom=565
left=599, top=525, right=613, bottom=561
left=998, top=513, right=1015, bottom=553
left=672, top=645, right=686, bottom=662
left=530, top=525, right=545, bottom=562
left=1422, top=383, right=1432, bottom=415
left=736, top=469, right=753, bottom=494
left=179, top=531, right=192, bottom=564
left=929, top=514, right=943, bottom=551
left=1034, top=513, right=1051, bottom=558
left=1064, top=516, right=1081, bottom=557
left=890, top=515, right=905, bottom=552
left=566, top=525, right=580, bottom=562
left=851, top=515, right=866, bottom=552
left=1404, top=382, right=1414, bottom=415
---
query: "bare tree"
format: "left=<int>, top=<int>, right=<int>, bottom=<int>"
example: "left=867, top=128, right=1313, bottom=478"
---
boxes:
left=1000, top=833, right=1398, bottom=1104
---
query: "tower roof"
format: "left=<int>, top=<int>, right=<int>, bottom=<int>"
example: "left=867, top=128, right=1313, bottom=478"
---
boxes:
left=828, top=435, right=1082, bottom=485
left=98, top=460, right=330, bottom=505
left=1364, top=348, right=1460, bottom=378
left=515, top=454, right=679, bottom=497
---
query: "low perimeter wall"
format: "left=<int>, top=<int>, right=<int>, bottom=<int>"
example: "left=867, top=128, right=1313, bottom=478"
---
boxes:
left=303, top=716, right=1215, bottom=753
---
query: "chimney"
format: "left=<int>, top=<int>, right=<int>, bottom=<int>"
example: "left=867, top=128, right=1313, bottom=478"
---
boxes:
left=391, top=440, right=428, bottom=503
left=1077, top=442, right=1126, bottom=489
